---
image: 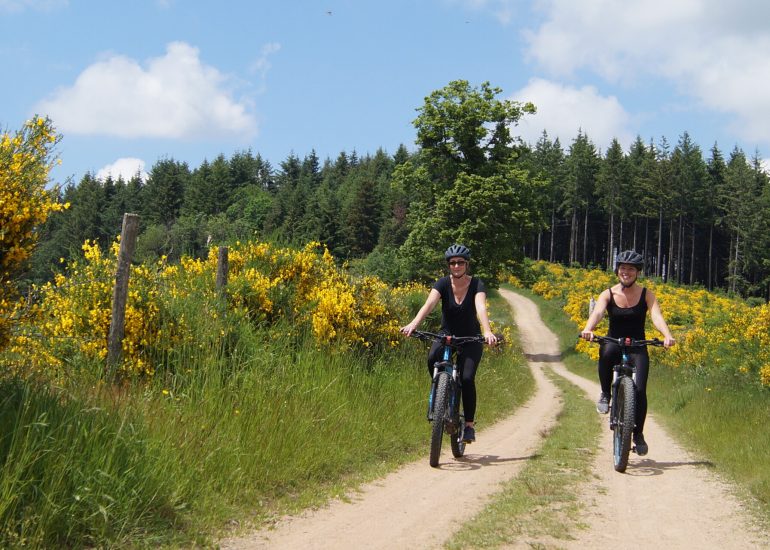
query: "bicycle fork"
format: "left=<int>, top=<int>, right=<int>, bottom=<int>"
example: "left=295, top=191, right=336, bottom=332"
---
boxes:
left=609, top=352, right=637, bottom=431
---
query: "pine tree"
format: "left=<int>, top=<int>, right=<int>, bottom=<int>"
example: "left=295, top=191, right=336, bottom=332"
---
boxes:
left=143, top=159, right=190, bottom=226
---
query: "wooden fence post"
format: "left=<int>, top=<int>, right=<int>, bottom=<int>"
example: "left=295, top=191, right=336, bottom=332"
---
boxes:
left=216, top=246, right=229, bottom=293
left=107, top=213, right=139, bottom=370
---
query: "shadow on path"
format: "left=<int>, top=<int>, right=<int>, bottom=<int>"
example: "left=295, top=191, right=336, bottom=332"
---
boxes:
left=438, top=453, right=540, bottom=471
left=625, top=458, right=716, bottom=477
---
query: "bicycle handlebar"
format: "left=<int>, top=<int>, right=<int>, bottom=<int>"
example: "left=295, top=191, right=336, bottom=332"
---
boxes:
left=580, top=334, right=663, bottom=348
left=410, top=330, right=503, bottom=346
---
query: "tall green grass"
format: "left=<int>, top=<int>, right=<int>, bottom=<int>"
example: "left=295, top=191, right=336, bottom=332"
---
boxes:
left=0, top=289, right=532, bottom=547
left=650, top=367, right=770, bottom=518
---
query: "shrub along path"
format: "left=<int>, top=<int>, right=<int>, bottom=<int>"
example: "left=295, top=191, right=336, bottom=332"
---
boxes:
left=501, top=289, right=769, bottom=549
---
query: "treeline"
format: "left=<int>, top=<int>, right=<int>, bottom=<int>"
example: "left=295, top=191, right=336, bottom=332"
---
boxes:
left=29, top=80, right=770, bottom=300
left=522, top=131, right=770, bottom=299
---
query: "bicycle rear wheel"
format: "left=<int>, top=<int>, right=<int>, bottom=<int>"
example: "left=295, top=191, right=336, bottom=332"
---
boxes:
left=430, top=372, right=450, bottom=467
left=613, top=376, right=636, bottom=472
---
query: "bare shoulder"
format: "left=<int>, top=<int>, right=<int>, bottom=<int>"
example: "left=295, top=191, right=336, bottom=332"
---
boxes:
left=644, top=286, right=658, bottom=304
left=598, top=287, right=613, bottom=302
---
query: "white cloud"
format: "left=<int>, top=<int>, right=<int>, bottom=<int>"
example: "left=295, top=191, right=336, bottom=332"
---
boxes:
left=250, top=42, right=281, bottom=93
left=96, top=158, right=148, bottom=183
left=513, top=78, right=632, bottom=151
left=523, top=0, right=770, bottom=147
left=35, top=41, right=257, bottom=140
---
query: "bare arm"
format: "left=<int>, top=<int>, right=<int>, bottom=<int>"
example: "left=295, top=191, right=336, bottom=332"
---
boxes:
left=474, top=291, right=498, bottom=345
left=401, top=289, right=441, bottom=336
left=581, top=289, right=611, bottom=340
left=647, top=290, right=676, bottom=348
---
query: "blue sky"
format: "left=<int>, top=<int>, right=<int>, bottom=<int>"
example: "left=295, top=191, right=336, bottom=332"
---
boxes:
left=3, top=0, right=770, bottom=185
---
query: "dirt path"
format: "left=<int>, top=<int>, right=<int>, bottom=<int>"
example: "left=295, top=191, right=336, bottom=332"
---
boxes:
left=220, top=291, right=768, bottom=549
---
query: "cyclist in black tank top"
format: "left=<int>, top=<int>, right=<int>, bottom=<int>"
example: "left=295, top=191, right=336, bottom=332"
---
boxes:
left=401, top=244, right=498, bottom=444
left=580, top=250, right=675, bottom=456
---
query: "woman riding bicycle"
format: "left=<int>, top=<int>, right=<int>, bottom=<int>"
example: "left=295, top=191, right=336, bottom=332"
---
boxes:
left=580, top=250, right=675, bottom=456
left=401, top=244, right=497, bottom=443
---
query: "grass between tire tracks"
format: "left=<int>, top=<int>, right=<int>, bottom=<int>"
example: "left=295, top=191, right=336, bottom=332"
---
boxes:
left=446, top=373, right=599, bottom=549
left=446, top=287, right=601, bottom=548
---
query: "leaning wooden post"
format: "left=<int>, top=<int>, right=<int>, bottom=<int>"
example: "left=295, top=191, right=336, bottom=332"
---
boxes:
left=107, top=213, right=140, bottom=371
left=216, top=246, right=229, bottom=293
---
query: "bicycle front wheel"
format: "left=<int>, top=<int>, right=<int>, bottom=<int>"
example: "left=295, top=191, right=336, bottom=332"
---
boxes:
left=451, top=409, right=466, bottom=458
left=430, top=372, right=450, bottom=467
left=613, top=376, right=636, bottom=472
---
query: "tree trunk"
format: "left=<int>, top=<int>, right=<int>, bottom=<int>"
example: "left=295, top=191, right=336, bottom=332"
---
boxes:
left=549, top=208, right=556, bottom=262
left=656, top=208, right=664, bottom=277
left=677, top=215, right=684, bottom=283
left=732, top=232, right=740, bottom=294
left=569, top=208, right=577, bottom=265
left=708, top=224, right=714, bottom=291
left=608, top=208, right=615, bottom=271
left=667, top=219, right=675, bottom=281
left=583, top=208, right=589, bottom=266
left=689, top=223, right=695, bottom=285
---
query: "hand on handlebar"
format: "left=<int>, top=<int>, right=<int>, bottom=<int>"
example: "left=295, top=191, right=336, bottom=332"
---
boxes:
left=400, top=322, right=418, bottom=337
left=580, top=330, right=595, bottom=342
left=483, top=331, right=498, bottom=346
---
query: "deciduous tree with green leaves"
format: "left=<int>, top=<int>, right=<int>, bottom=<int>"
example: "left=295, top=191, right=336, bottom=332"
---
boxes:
left=397, top=80, right=542, bottom=284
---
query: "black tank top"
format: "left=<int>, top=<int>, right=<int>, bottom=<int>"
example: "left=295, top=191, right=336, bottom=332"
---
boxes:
left=608, top=287, right=647, bottom=339
left=432, top=276, right=485, bottom=336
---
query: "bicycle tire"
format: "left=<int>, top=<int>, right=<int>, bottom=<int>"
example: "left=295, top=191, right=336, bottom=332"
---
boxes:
left=450, top=408, right=466, bottom=458
left=613, top=376, right=636, bottom=472
left=430, top=372, right=450, bottom=467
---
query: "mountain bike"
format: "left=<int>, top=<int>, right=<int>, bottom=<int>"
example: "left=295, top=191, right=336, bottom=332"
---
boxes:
left=409, top=331, right=489, bottom=467
left=585, top=335, right=663, bottom=472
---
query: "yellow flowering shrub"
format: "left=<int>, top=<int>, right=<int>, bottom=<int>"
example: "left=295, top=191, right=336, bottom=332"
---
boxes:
left=6, top=239, right=413, bottom=381
left=0, top=116, right=68, bottom=348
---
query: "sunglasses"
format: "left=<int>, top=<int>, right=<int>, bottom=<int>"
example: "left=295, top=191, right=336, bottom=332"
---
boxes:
left=448, top=260, right=467, bottom=266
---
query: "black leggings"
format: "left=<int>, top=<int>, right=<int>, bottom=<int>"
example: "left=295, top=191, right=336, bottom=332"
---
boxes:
left=427, top=342, right=483, bottom=423
left=599, top=343, right=650, bottom=435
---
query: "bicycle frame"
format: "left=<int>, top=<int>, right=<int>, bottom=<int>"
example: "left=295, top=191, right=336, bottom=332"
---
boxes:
left=609, top=346, right=636, bottom=431
left=584, top=334, right=662, bottom=472
left=410, top=331, right=488, bottom=467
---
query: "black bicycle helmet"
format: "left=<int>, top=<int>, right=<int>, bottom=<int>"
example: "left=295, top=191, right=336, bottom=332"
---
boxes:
left=444, top=244, right=471, bottom=261
left=614, top=250, right=644, bottom=273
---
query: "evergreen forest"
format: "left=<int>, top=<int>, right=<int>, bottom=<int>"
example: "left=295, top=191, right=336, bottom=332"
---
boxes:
left=28, top=80, right=770, bottom=300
